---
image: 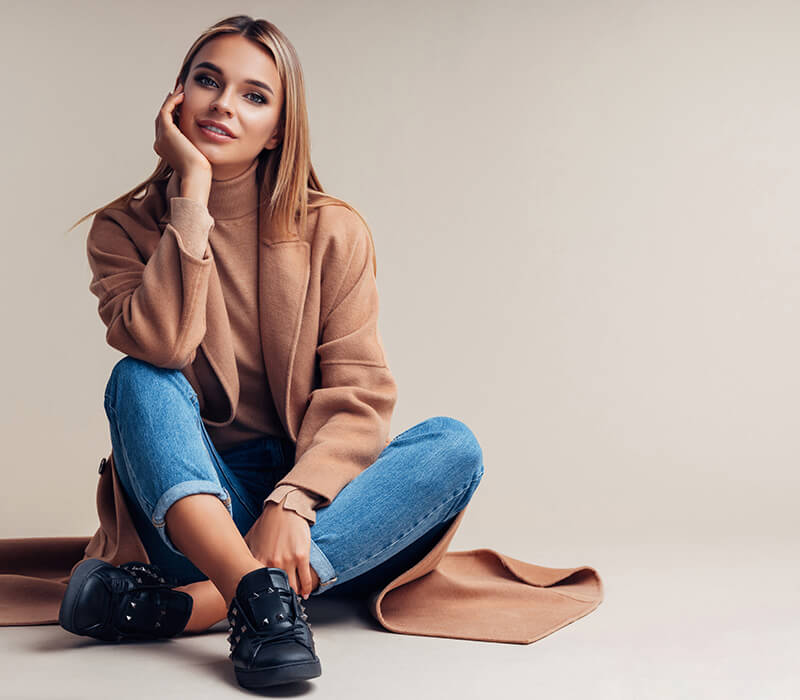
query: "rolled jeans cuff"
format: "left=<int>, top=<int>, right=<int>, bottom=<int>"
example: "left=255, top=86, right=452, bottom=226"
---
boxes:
left=151, top=480, right=233, bottom=557
left=309, top=538, right=337, bottom=595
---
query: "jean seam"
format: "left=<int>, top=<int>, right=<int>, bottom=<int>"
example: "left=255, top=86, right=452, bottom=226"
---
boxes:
left=331, top=472, right=481, bottom=580
left=170, top=374, right=200, bottom=408
left=197, top=413, right=259, bottom=521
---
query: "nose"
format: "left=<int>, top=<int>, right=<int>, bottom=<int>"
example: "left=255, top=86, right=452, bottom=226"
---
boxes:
left=210, top=89, right=235, bottom=116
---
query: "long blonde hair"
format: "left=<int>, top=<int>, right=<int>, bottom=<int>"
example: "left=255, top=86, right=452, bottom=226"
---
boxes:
left=67, top=14, right=377, bottom=275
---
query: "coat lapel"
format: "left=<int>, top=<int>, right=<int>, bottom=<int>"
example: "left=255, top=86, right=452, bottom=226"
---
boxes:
left=256, top=212, right=310, bottom=443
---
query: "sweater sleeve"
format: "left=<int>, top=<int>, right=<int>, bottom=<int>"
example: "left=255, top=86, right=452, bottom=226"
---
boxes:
left=86, top=197, right=215, bottom=369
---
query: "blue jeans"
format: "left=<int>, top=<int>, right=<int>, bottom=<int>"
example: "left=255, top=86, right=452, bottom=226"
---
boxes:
left=102, top=357, right=484, bottom=597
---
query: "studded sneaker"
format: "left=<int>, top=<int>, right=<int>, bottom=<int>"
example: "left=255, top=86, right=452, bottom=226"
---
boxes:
left=58, top=558, right=193, bottom=642
left=226, top=566, right=321, bottom=688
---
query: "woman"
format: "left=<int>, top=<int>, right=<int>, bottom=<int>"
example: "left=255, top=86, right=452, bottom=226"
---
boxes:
left=59, top=14, right=484, bottom=690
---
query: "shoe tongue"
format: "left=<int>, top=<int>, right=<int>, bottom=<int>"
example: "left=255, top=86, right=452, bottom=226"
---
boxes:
left=236, top=567, right=291, bottom=599
left=234, top=568, right=296, bottom=634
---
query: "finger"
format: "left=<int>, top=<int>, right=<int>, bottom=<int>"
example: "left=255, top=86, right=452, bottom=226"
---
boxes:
left=287, top=567, right=300, bottom=597
left=164, top=94, right=183, bottom=111
left=160, top=90, right=183, bottom=110
left=158, top=93, right=184, bottom=127
left=298, top=559, right=312, bottom=600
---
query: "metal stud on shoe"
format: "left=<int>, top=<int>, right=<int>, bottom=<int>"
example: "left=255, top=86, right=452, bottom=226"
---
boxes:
left=59, top=558, right=194, bottom=644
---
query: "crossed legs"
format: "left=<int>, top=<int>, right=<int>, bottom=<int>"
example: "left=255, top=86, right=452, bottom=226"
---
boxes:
left=103, top=357, right=483, bottom=636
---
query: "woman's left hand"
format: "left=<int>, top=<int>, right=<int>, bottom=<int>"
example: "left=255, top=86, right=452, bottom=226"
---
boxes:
left=244, top=504, right=314, bottom=599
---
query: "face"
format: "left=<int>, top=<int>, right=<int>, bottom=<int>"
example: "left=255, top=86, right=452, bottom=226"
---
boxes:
left=177, top=34, right=284, bottom=180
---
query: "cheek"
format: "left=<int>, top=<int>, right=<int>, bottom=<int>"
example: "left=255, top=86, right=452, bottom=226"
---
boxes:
left=178, top=94, right=205, bottom=133
left=244, top=114, right=279, bottom=142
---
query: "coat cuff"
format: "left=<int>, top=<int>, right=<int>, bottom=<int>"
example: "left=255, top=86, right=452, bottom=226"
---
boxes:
left=263, top=485, right=323, bottom=524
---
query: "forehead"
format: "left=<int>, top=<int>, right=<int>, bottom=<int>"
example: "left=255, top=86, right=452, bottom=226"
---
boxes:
left=192, top=35, right=281, bottom=95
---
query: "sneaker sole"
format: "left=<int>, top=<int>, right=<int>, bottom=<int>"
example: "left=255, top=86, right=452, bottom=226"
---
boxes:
left=235, top=658, right=322, bottom=688
left=58, top=557, right=109, bottom=637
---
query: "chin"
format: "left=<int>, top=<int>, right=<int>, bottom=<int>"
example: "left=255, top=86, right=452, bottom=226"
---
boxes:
left=190, top=139, right=220, bottom=162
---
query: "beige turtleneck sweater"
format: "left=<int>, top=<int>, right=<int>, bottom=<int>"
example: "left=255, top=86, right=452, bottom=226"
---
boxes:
left=169, top=158, right=322, bottom=524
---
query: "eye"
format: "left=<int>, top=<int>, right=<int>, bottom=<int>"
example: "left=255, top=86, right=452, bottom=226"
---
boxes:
left=195, top=74, right=217, bottom=88
left=194, top=74, right=267, bottom=104
left=246, top=92, right=267, bottom=104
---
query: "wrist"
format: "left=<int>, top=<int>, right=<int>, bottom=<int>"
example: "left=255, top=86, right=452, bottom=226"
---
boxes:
left=264, top=500, right=313, bottom=525
left=180, top=172, right=211, bottom=205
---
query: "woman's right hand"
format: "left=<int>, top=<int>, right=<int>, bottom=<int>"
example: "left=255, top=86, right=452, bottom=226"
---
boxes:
left=244, top=504, right=316, bottom=600
left=153, top=82, right=212, bottom=180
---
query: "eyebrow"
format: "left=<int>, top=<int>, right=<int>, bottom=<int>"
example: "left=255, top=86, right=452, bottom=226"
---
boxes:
left=192, top=61, right=275, bottom=96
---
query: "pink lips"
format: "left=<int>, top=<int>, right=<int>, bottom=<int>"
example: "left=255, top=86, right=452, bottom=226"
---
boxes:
left=198, top=124, right=235, bottom=142
left=197, top=119, right=236, bottom=139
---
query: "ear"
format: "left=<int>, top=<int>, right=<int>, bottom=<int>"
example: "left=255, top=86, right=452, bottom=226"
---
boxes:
left=264, top=126, right=283, bottom=151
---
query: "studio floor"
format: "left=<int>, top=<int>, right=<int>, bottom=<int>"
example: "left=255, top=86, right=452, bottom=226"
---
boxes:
left=1, top=534, right=795, bottom=699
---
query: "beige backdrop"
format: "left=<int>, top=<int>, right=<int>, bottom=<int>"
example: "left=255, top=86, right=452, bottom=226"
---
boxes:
left=1, top=1, right=797, bottom=697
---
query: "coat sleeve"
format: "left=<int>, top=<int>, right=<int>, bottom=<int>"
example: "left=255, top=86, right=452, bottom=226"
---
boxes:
left=263, top=485, right=324, bottom=524
left=272, top=210, right=398, bottom=508
left=86, top=197, right=215, bottom=369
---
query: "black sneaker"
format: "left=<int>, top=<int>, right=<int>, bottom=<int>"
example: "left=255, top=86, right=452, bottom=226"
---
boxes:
left=58, top=558, right=193, bottom=642
left=227, top=567, right=321, bottom=688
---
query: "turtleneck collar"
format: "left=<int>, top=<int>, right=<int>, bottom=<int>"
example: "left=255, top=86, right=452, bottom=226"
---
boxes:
left=207, top=158, right=260, bottom=221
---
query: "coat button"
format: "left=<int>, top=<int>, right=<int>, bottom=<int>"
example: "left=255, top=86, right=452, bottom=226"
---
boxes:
left=98, top=457, right=107, bottom=474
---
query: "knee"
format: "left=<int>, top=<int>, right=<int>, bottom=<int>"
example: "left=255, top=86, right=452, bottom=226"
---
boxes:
left=425, top=416, right=485, bottom=488
left=104, top=356, right=194, bottom=414
left=105, top=356, right=155, bottom=405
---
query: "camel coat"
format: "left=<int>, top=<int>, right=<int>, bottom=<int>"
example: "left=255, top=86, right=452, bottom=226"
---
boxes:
left=0, top=170, right=603, bottom=643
